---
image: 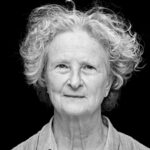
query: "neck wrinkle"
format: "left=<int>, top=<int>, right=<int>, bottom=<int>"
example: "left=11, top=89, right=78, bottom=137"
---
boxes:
left=53, top=109, right=108, bottom=150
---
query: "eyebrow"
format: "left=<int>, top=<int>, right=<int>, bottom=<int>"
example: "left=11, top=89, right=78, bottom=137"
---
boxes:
left=51, top=58, right=103, bottom=68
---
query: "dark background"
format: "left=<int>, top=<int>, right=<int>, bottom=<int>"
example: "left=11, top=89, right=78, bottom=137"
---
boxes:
left=3, top=0, right=150, bottom=149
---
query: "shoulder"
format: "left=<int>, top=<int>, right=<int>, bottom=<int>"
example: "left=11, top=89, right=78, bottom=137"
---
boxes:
left=104, top=116, right=149, bottom=150
left=118, top=131, right=150, bottom=150
left=11, top=117, right=54, bottom=150
left=11, top=131, right=40, bottom=150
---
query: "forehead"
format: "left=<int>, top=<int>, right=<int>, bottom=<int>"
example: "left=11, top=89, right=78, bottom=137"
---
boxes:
left=47, top=29, right=107, bottom=65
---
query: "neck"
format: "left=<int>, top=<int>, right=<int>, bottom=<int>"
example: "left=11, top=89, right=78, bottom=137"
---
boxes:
left=53, top=108, right=108, bottom=150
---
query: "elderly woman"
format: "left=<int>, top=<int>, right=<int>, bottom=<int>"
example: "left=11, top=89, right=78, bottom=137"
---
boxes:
left=12, top=1, right=149, bottom=150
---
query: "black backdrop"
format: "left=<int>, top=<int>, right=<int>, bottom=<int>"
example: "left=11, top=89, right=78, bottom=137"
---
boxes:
left=3, top=0, right=150, bottom=149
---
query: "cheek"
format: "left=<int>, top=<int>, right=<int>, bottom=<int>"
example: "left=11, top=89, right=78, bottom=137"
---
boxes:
left=46, top=72, right=66, bottom=93
left=87, top=75, right=106, bottom=99
left=45, top=73, right=63, bottom=107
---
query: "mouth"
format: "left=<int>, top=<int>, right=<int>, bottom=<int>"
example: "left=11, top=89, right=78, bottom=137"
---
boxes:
left=64, top=95, right=85, bottom=98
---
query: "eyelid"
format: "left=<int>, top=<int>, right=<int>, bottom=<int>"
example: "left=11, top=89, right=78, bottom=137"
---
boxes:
left=82, top=64, right=95, bottom=69
left=56, top=64, right=69, bottom=69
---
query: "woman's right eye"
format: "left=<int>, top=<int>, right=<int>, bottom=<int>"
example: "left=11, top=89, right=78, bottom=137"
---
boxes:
left=56, top=64, right=68, bottom=69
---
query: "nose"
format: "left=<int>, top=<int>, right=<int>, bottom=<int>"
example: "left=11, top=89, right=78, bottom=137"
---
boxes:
left=68, top=70, right=83, bottom=89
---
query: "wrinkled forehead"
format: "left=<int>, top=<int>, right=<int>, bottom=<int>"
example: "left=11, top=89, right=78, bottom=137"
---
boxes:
left=46, top=29, right=109, bottom=66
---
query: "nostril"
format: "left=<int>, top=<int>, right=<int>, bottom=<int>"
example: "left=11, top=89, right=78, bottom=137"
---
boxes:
left=68, top=83, right=83, bottom=90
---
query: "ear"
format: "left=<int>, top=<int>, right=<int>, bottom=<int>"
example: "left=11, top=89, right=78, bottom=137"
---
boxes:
left=104, top=78, right=112, bottom=97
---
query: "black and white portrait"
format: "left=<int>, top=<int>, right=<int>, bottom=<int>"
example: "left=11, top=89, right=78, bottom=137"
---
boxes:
left=5, top=0, right=150, bottom=150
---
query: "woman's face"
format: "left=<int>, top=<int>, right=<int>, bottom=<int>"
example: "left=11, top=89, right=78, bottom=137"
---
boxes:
left=45, top=29, right=111, bottom=116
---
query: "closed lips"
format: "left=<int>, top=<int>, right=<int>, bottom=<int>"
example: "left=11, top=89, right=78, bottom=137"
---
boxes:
left=64, top=95, right=85, bottom=98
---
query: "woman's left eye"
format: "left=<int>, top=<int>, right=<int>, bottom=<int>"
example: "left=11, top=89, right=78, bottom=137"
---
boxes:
left=83, top=65, right=95, bottom=70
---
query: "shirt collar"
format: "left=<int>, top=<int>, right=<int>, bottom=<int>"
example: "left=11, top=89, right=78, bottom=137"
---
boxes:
left=37, top=116, right=120, bottom=150
left=37, top=116, right=56, bottom=150
left=103, top=116, right=120, bottom=150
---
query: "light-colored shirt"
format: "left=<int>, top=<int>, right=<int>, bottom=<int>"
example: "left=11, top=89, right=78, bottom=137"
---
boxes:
left=12, top=116, right=150, bottom=150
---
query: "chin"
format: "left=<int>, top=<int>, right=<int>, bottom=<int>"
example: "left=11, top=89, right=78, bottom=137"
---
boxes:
left=61, top=104, right=89, bottom=116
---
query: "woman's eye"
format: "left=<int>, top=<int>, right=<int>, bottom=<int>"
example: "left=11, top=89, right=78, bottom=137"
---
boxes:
left=56, top=64, right=68, bottom=69
left=83, top=65, right=95, bottom=70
